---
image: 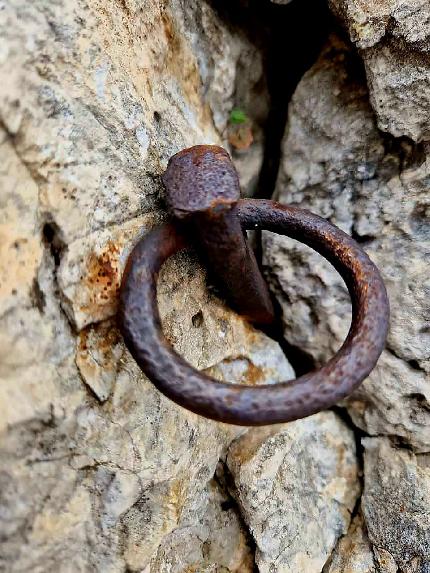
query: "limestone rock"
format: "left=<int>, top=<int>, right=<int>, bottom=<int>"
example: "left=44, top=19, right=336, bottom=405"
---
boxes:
left=149, top=476, right=254, bottom=573
left=330, top=0, right=430, bottom=141
left=362, top=437, right=430, bottom=571
left=264, top=35, right=381, bottom=362
left=346, top=351, right=430, bottom=453
left=226, top=411, right=360, bottom=573
left=265, top=34, right=430, bottom=451
left=0, top=1, right=288, bottom=571
left=326, top=513, right=377, bottom=573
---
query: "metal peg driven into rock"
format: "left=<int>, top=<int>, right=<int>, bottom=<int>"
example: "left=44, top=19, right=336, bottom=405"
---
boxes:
left=118, top=145, right=390, bottom=426
left=162, top=145, right=274, bottom=325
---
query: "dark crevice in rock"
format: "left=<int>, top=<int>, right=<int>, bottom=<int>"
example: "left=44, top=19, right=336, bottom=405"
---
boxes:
left=214, top=460, right=258, bottom=573
left=260, top=297, right=317, bottom=376
left=379, top=132, right=428, bottom=173
left=40, top=217, right=78, bottom=338
left=42, top=221, right=66, bottom=268
left=350, top=227, right=376, bottom=245
left=209, top=0, right=333, bottom=199
left=206, top=0, right=335, bottom=376
left=332, top=405, right=367, bottom=479
left=30, top=277, right=46, bottom=313
left=407, top=358, right=424, bottom=371
left=256, top=0, right=333, bottom=199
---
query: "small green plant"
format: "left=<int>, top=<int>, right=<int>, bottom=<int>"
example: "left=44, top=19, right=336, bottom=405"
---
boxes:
left=229, top=108, right=248, bottom=125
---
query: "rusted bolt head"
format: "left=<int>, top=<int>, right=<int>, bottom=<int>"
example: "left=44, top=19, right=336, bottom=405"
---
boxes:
left=162, top=145, right=240, bottom=219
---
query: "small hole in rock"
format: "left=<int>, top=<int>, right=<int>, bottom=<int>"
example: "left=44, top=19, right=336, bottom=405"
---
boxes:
left=220, top=500, right=234, bottom=511
left=42, top=222, right=56, bottom=244
left=192, top=310, right=204, bottom=328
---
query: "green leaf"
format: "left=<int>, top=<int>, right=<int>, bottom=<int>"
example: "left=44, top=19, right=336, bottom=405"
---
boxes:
left=229, top=108, right=248, bottom=125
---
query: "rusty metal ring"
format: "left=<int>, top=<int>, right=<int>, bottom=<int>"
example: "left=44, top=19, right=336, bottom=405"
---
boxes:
left=119, top=199, right=389, bottom=426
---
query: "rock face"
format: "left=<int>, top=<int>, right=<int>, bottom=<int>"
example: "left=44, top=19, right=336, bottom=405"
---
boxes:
left=0, top=1, right=283, bottom=571
left=362, top=438, right=430, bottom=572
left=227, top=412, right=359, bottom=573
left=330, top=0, right=430, bottom=141
left=1, top=0, right=429, bottom=572
left=327, top=439, right=430, bottom=573
left=326, top=513, right=377, bottom=573
left=149, top=474, right=255, bottom=572
left=265, top=34, right=430, bottom=452
left=264, top=10, right=430, bottom=573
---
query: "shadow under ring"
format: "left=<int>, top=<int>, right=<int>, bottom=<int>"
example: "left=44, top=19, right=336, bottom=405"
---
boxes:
left=118, top=199, right=389, bottom=426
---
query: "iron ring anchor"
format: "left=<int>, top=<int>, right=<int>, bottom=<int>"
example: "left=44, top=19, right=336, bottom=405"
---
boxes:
left=118, top=148, right=389, bottom=426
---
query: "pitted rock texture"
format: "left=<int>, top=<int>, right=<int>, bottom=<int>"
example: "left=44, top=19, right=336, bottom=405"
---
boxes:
left=0, top=1, right=287, bottom=571
left=264, top=34, right=430, bottom=452
left=362, top=438, right=430, bottom=572
left=326, top=514, right=377, bottom=573
left=330, top=0, right=430, bottom=141
left=264, top=27, right=430, bottom=573
left=149, top=475, right=255, bottom=572
left=2, top=0, right=429, bottom=571
left=226, top=411, right=360, bottom=573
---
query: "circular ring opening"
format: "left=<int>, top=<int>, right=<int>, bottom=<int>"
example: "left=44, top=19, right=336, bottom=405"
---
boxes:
left=119, top=199, right=389, bottom=426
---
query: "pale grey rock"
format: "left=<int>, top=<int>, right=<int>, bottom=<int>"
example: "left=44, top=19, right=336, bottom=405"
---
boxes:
left=186, top=2, right=268, bottom=137
left=226, top=411, right=360, bottom=573
left=265, top=34, right=430, bottom=451
left=264, top=35, right=383, bottom=363
left=264, top=21, right=430, bottom=572
left=0, top=0, right=266, bottom=245
left=149, top=477, right=254, bottom=573
left=362, top=437, right=430, bottom=571
left=3, top=0, right=429, bottom=570
left=58, top=214, right=160, bottom=330
left=233, top=142, right=265, bottom=197
left=76, top=319, right=125, bottom=402
left=347, top=351, right=430, bottom=453
left=364, top=39, right=430, bottom=141
left=329, top=0, right=430, bottom=52
left=330, top=0, right=430, bottom=141
left=326, top=513, right=377, bottom=573
left=0, top=1, right=289, bottom=572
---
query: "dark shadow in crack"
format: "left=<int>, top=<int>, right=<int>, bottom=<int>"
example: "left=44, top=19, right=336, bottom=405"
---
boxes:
left=208, top=0, right=335, bottom=376
left=209, top=0, right=333, bottom=198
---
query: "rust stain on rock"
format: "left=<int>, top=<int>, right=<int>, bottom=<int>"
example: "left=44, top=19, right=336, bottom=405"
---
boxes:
left=81, top=241, right=121, bottom=318
left=243, top=361, right=265, bottom=386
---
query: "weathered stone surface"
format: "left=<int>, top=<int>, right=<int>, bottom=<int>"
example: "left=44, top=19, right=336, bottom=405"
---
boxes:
left=226, top=411, right=360, bottom=573
left=362, top=437, right=430, bottom=571
left=3, top=0, right=429, bottom=570
left=264, top=27, right=430, bottom=571
left=149, top=476, right=254, bottom=573
left=330, top=0, right=430, bottom=141
left=326, top=513, right=377, bottom=573
left=265, top=34, right=430, bottom=452
left=264, top=35, right=379, bottom=362
left=0, top=1, right=290, bottom=571
left=346, top=351, right=430, bottom=454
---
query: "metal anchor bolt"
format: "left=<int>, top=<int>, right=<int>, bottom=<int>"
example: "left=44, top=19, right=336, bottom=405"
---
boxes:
left=118, top=146, right=389, bottom=426
left=162, top=145, right=274, bottom=325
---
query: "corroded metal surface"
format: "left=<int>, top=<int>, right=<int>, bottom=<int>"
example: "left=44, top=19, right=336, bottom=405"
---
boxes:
left=118, top=199, right=390, bottom=426
left=162, top=145, right=274, bottom=324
